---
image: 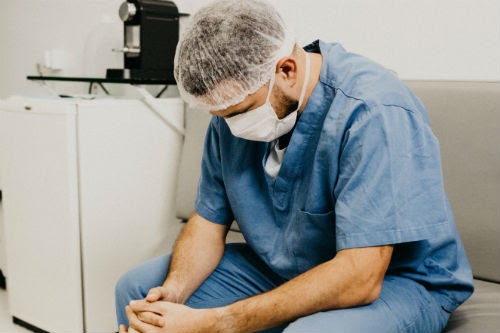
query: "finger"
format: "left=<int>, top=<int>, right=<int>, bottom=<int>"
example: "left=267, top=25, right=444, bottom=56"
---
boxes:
left=125, top=305, right=136, bottom=323
left=137, top=311, right=165, bottom=327
left=127, top=305, right=156, bottom=333
left=127, top=306, right=163, bottom=333
left=129, top=299, right=156, bottom=312
left=118, top=324, right=128, bottom=333
left=146, top=287, right=162, bottom=302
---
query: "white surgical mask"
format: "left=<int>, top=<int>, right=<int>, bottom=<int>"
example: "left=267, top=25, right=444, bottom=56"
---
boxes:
left=225, top=52, right=311, bottom=142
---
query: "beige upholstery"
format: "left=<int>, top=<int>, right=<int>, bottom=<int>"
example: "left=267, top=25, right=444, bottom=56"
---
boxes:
left=175, top=108, right=243, bottom=240
left=405, top=81, right=500, bottom=283
left=444, top=279, right=500, bottom=332
left=403, top=81, right=500, bottom=333
left=175, top=108, right=211, bottom=221
left=175, top=81, right=500, bottom=332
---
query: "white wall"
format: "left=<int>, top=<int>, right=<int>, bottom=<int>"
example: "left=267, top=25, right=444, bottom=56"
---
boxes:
left=0, top=0, right=499, bottom=99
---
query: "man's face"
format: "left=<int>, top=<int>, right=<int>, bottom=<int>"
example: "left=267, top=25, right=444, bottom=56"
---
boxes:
left=210, top=76, right=298, bottom=120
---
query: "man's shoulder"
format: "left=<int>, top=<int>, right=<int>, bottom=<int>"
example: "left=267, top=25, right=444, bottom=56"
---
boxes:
left=317, top=42, right=420, bottom=117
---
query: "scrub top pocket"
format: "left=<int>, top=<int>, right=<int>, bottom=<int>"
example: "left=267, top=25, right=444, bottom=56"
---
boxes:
left=290, top=209, right=336, bottom=272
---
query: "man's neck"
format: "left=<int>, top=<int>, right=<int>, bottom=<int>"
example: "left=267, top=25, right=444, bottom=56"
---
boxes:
left=278, top=51, right=323, bottom=150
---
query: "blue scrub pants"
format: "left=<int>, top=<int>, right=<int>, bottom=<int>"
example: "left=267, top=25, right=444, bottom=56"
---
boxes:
left=115, top=243, right=450, bottom=333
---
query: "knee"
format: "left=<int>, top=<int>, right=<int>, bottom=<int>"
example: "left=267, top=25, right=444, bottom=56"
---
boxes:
left=115, top=271, right=137, bottom=326
left=115, top=273, right=130, bottom=303
left=115, top=269, right=145, bottom=304
left=115, top=254, right=172, bottom=303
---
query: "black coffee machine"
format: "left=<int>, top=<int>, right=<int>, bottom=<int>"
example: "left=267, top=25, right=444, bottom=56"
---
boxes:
left=107, top=0, right=186, bottom=81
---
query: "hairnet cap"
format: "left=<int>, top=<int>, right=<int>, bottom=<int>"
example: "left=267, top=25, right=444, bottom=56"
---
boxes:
left=174, top=0, right=295, bottom=112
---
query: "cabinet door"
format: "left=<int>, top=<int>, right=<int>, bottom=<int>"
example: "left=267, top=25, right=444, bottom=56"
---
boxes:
left=77, top=98, right=184, bottom=332
left=0, top=99, right=83, bottom=333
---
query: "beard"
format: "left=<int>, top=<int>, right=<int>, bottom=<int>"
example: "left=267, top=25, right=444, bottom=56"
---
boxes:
left=274, top=85, right=299, bottom=119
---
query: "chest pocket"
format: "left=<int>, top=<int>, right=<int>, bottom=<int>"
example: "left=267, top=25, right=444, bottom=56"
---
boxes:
left=289, top=209, right=336, bottom=272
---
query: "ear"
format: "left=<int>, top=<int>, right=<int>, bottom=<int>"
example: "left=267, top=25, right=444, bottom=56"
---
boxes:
left=275, top=56, right=298, bottom=87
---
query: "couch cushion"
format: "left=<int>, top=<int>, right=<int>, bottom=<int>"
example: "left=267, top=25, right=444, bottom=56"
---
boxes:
left=176, top=83, right=500, bottom=281
left=405, top=81, right=500, bottom=282
left=444, top=279, right=500, bottom=332
left=175, top=107, right=244, bottom=242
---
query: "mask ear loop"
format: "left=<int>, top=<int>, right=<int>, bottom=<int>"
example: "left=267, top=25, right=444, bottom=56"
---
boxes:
left=265, top=73, right=276, bottom=104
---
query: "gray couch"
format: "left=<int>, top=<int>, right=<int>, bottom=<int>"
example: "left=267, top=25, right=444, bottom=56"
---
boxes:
left=174, top=81, right=500, bottom=332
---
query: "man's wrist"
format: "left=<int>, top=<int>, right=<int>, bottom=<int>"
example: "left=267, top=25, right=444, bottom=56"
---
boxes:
left=161, top=278, right=187, bottom=303
left=211, top=306, right=233, bottom=333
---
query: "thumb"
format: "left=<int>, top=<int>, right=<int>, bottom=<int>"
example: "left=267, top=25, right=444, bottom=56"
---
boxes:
left=119, top=324, right=128, bottom=333
left=145, top=287, right=163, bottom=302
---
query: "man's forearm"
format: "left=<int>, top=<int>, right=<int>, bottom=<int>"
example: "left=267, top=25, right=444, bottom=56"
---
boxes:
left=214, top=245, right=393, bottom=333
left=164, top=213, right=228, bottom=303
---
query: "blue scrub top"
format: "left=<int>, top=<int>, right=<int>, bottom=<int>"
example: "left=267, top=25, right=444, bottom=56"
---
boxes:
left=195, top=40, right=473, bottom=312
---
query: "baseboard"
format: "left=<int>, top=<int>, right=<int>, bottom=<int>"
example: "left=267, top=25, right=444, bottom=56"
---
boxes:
left=13, top=317, right=50, bottom=333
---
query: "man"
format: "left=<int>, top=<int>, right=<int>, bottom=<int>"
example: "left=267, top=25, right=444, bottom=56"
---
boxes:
left=116, top=0, right=473, bottom=332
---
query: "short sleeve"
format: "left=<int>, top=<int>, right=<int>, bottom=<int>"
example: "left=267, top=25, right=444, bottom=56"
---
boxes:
left=334, top=105, right=450, bottom=250
left=194, top=117, right=234, bottom=225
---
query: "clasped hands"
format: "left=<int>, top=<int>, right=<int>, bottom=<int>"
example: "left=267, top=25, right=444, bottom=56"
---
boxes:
left=119, top=286, right=217, bottom=333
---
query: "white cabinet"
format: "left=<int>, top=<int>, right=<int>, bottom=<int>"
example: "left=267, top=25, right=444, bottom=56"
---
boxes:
left=0, top=96, right=184, bottom=332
